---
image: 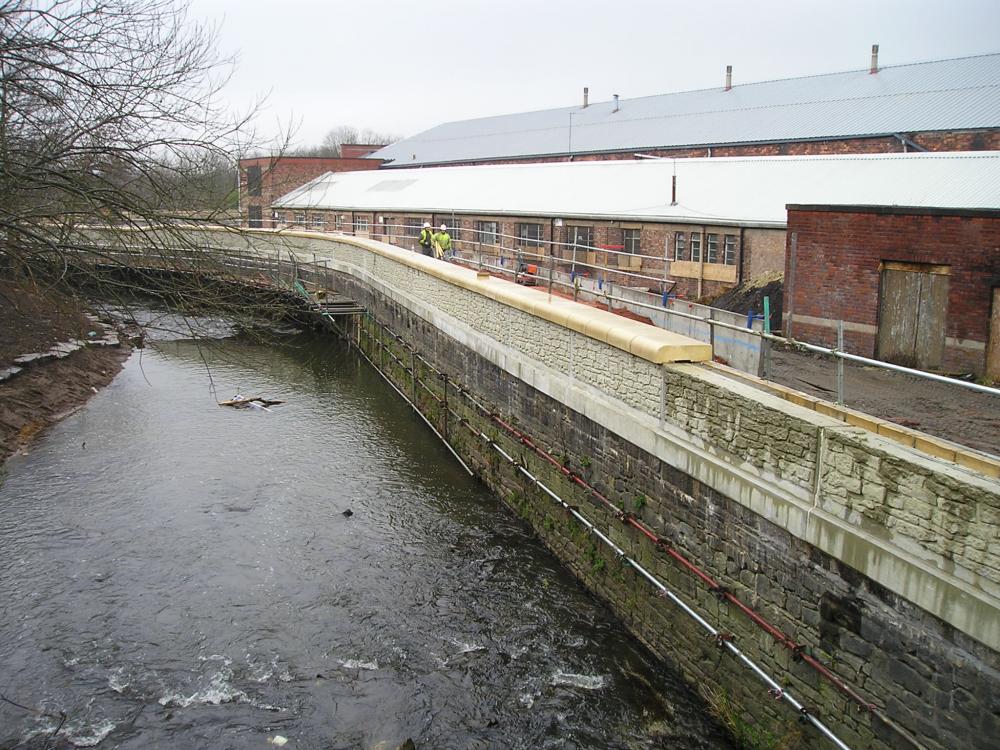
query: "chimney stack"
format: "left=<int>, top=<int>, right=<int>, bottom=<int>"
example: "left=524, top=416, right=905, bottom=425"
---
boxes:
left=870, top=44, right=879, bottom=74
left=725, top=65, right=733, bottom=91
left=613, top=93, right=620, bottom=112
left=583, top=87, right=589, bottom=108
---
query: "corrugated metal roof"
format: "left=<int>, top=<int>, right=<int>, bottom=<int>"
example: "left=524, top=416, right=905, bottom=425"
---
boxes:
left=371, top=54, right=1000, bottom=166
left=274, top=152, right=1000, bottom=227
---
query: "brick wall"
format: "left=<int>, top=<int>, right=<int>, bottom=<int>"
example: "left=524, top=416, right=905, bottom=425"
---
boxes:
left=239, top=156, right=380, bottom=228
left=784, top=206, right=1000, bottom=373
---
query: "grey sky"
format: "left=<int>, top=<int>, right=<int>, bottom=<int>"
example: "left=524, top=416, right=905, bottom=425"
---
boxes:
left=190, top=0, right=1000, bottom=150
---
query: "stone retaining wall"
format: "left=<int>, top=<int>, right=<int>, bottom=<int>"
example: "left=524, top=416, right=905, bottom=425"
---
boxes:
left=87, top=228, right=1000, bottom=749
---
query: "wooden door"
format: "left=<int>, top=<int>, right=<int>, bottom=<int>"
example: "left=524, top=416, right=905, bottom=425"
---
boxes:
left=876, top=263, right=949, bottom=369
left=986, top=287, right=1000, bottom=380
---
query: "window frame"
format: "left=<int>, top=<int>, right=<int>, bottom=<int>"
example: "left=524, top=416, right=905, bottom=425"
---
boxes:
left=674, top=231, right=686, bottom=261
left=724, top=234, right=737, bottom=266
left=404, top=217, right=423, bottom=238
left=689, top=232, right=702, bottom=263
left=706, top=233, right=719, bottom=264
left=622, top=228, right=641, bottom=255
left=354, top=216, right=370, bottom=233
left=565, top=225, right=594, bottom=251
left=516, top=222, right=543, bottom=248
left=246, top=165, right=262, bottom=197
left=475, top=220, right=499, bottom=245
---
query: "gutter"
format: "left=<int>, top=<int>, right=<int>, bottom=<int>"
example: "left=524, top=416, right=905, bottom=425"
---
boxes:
left=270, top=204, right=787, bottom=231
left=374, top=131, right=958, bottom=168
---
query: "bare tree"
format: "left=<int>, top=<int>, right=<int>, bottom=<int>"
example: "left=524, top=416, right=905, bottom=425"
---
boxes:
left=295, top=125, right=398, bottom=157
left=0, top=0, right=297, bottom=331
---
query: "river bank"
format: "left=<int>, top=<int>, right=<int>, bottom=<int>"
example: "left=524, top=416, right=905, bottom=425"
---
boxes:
left=0, top=279, right=130, bottom=466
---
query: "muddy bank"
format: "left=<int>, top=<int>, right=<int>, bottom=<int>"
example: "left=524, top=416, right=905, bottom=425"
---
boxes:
left=0, top=279, right=130, bottom=465
left=0, top=346, right=130, bottom=464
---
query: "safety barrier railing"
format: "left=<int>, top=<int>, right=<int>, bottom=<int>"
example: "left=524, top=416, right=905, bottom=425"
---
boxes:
left=311, top=223, right=1000, bottom=402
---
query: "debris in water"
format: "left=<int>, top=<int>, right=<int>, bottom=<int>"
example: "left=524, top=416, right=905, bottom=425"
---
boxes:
left=341, top=509, right=353, bottom=517
left=219, top=394, right=284, bottom=410
left=268, top=735, right=288, bottom=746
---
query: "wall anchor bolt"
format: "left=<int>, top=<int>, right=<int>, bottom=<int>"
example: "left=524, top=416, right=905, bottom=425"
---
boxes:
left=713, top=632, right=735, bottom=648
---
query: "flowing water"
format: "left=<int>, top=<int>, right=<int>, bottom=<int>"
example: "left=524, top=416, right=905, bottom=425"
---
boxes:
left=0, top=325, right=735, bottom=749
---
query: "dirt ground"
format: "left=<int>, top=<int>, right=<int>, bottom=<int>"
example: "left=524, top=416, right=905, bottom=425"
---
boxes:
left=764, top=345, right=1000, bottom=457
left=0, top=279, right=129, bottom=465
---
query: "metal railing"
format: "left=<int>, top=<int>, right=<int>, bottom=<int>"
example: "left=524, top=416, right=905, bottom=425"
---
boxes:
left=286, top=222, right=1000, bottom=401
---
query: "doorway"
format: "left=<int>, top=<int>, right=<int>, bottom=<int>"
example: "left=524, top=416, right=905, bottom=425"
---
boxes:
left=876, top=262, right=950, bottom=369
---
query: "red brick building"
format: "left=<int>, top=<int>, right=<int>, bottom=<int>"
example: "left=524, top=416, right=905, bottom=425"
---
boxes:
left=784, top=205, right=1000, bottom=377
left=239, top=155, right=381, bottom=228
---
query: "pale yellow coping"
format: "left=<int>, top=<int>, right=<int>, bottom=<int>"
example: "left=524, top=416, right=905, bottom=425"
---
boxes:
left=705, top=360, right=1000, bottom=478
left=270, top=229, right=713, bottom=366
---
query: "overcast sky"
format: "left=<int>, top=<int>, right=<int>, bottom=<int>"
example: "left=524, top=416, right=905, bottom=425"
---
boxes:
left=189, top=0, right=1000, bottom=150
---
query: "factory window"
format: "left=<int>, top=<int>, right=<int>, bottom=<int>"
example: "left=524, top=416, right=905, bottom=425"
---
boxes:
left=724, top=235, right=738, bottom=265
left=435, top=217, right=459, bottom=239
left=247, top=165, right=262, bottom=197
left=293, top=212, right=306, bottom=225
left=517, top=222, right=543, bottom=247
left=476, top=220, right=499, bottom=245
left=354, top=216, right=370, bottom=233
left=706, top=233, right=719, bottom=263
left=248, top=205, right=262, bottom=228
left=311, top=214, right=325, bottom=229
left=272, top=212, right=284, bottom=225
left=404, top=217, right=423, bottom=237
left=689, top=232, right=702, bottom=263
left=623, top=228, right=641, bottom=254
left=674, top=232, right=686, bottom=261
left=566, top=225, right=593, bottom=250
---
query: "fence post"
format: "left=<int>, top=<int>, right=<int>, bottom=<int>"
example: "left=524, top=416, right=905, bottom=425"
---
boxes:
left=837, top=320, right=845, bottom=406
left=786, top=232, right=797, bottom=339
left=548, top=245, right=554, bottom=297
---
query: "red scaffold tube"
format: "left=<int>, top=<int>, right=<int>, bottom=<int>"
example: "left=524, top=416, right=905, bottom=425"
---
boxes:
left=489, top=413, right=878, bottom=714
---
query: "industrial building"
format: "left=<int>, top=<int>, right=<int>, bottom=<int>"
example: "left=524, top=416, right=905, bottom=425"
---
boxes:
left=271, top=152, right=1000, bottom=312
left=371, top=51, right=1000, bottom=168
left=239, top=152, right=382, bottom=228
left=785, top=204, right=1000, bottom=377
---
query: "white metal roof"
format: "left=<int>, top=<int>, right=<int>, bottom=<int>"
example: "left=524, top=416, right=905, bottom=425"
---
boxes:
left=273, top=152, right=1000, bottom=227
left=371, top=54, right=1000, bottom=167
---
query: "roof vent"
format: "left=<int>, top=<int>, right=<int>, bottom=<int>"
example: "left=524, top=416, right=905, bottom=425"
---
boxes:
left=583, top=87, right=589, bottom=108
left=870, top=44, right=879, bottom=74
left=612, top=94, right=619, bottom=113
left=725, top=65, right=733, bottom=91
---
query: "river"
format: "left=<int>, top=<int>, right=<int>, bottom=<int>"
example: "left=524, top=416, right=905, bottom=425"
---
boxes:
left=0, top=324, right=735, bottom=749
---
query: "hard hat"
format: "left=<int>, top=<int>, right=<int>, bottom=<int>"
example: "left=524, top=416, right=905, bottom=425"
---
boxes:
left=440, top=224, right=447, bottom=231
left=423, top=222, right=430, bottom=228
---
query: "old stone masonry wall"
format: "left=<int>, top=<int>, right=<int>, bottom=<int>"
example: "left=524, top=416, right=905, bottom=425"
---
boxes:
left=178, top=229, right=1000, bottom=750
